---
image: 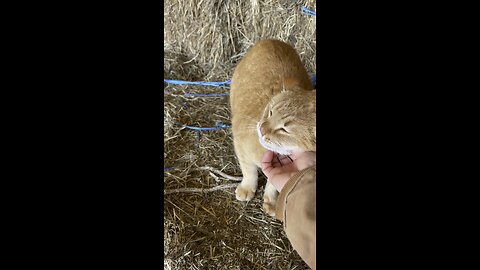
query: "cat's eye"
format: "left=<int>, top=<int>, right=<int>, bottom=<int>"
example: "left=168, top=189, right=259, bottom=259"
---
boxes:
left=279, top=128, right=288, bottom=133
left=268, top=110, right=272, bottom=117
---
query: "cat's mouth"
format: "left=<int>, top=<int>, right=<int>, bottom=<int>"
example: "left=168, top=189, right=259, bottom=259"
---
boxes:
left=256, top=122, right=293, bottom=155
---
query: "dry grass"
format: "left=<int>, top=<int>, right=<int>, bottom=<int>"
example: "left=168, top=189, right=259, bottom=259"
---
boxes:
left=164, top=0, right=316, bottom=269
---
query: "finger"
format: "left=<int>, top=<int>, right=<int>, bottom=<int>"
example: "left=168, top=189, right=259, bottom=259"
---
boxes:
left=261, top=151, right=275, bottom=175
left=262, top=151, right=281, bottom=167
left=288, top=151, right=302, bottom=160
left=261, top=160, right=274, bottom=176
left=275, top=154, right=281, bottom=165
left=261, top=150, right=274, bottom=164
left=270, top=152, right=282, bottom=167
left=277, top=154, right=293, bottom=165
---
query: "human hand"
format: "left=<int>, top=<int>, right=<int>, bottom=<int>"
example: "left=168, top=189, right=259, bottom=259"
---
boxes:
left=261, top=151, right=316, bottom=192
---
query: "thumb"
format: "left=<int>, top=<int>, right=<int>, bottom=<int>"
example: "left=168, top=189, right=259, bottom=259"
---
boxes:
left=261, top=150, right=274, bottom=164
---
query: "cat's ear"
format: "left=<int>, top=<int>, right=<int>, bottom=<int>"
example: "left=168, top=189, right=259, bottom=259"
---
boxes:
left=283, top=76, right=314, bottom=91
left=282, top=76, right=300, bottom=92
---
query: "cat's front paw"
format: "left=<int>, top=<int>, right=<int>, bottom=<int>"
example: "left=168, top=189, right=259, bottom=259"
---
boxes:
left=263, top=195, right=277, bottom=217
left=235, top=184, right=256, bottom=201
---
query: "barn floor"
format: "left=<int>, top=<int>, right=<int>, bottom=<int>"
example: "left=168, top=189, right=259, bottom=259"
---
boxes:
left=164, top=1, right=316, bottom=269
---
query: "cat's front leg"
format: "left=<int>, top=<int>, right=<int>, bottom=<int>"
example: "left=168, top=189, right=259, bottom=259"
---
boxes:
left=263, top=182, right=278, bottom=216
left=235, top=161, right=258, bottom=201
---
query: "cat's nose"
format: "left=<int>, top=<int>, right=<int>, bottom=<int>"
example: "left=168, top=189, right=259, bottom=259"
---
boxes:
left=260, top=123, right=267, bottom=136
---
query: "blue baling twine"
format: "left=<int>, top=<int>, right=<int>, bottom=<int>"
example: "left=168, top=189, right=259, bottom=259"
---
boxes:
left=301, top=6, right=316, bottom=17
left=166, top=75, right=315, bottom=130
left=164, top=79, right=230, bottom=97
left=177, top=121, right=231, bottom=131
left=164, top=75, right=316, bottom=95
left=164, top=122, right=231, bottom=171
left=165, top=72, right=315, bottom=132
left=164, top=79, right=231, bottom=89
left=184, top=93, right=228, bottom=97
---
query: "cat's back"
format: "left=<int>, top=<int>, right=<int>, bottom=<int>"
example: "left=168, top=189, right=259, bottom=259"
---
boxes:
left=230, top=40, right=311, bottom=120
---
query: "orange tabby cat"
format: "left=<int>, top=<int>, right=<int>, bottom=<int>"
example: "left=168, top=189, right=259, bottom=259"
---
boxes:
left=230, top=39, right=316, bottom=216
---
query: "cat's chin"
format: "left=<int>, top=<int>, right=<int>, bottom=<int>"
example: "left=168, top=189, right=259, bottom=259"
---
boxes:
left=259, top=140, right=294, bottom=155
left=273, top=149, right=293, bottom=155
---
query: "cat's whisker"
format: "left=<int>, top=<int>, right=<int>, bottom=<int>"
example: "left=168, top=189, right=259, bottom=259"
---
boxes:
left=244, top=124, right=259, bottom=131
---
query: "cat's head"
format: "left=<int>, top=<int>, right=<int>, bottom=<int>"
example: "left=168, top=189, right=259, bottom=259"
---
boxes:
left=256, top=88, right=316, bottom=155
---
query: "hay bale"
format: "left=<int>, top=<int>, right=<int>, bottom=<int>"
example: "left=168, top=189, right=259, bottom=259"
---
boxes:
left=164, top=0, right=316, bottom=269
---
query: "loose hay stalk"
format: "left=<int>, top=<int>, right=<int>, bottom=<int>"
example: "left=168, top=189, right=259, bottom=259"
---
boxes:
left=164, top=183, right=238, bottom=195
left=198, top=166, right=242, bottom=181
